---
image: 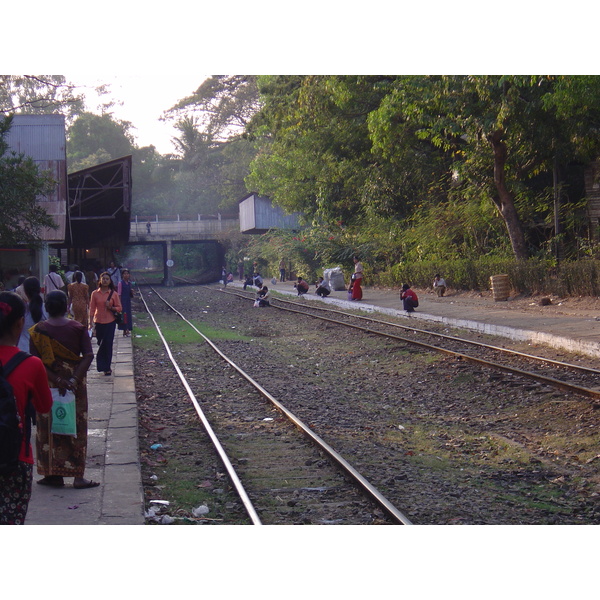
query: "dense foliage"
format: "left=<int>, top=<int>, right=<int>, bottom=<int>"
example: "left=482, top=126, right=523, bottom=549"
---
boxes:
left=246, top=75, right=600, bottom=267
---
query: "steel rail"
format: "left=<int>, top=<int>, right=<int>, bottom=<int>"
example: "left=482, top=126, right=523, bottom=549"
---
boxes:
left=148, top=286, right=413, bottom=525
left=138, top=287, right=263, bottom=525
left=220, top=288, right=600, bottom=401
left=225, top=288, right=600, bottom=376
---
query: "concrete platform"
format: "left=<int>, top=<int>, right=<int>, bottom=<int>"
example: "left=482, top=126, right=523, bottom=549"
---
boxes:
left=245, top=278, right=600, bottom=359
left=25, top=333, right=144, bottom=525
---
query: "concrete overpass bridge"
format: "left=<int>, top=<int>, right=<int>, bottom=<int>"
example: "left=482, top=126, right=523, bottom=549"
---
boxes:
left=127, top=215, right=240, bottom=285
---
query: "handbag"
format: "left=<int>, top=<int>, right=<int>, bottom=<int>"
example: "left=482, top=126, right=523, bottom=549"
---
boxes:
left=51, top=389, right=77, bottom=436
left=108, top=290, right=123, bottom=324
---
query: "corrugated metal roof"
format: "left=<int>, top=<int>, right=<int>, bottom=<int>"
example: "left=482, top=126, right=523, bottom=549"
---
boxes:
left=4, top=114, right=66, bottom=161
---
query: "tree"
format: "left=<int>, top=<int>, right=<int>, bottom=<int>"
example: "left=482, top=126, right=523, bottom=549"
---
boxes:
left=165, top=76, right=260, bottom=141
left=246, top=75, right=448, bottom=229
left=1, top=75, right=86, bottom=124
left=67, top=112, right=135, bottom=170
left=0, top=116, right=57, bottom=246
left=369, top=76, right=600, bottom=260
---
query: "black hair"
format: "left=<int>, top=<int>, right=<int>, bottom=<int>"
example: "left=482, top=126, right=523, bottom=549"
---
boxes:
left=49, top=264, right=58, bottom=273
left=74, top=271, right=83, bottom=284
left=23, top=276, right=44, bottom=323
left=44, top=290, right=68, bottom=318
left=0, top=291, right=26, bottom=337
left=98, top=272, right=116, bottom=291
left=402, top=284, right=410, bottom=291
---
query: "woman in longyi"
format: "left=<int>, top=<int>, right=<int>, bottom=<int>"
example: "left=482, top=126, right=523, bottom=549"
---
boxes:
left=29, top=290, right=97, bottom=489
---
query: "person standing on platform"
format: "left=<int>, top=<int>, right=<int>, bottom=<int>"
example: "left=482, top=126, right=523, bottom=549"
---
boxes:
left=350, top=256, right=363, bottom=301
left=43, top=265, right=64, bottom=300
left=18, top=277, right=47, bottom=352
left=67, top=271, right=90, bottom=329
left=279, top=259, right=286, bottom=282
left=89, top=272, right=122, bottom=376
left=29, top=290, right=96, bottom=490
left=0, top=291, right=53, bottom=524
left=107, top=261, right=121, bottom=289
left=117, top=269, right=134, bottom=337
left=13, top=276, right=27, bottom=303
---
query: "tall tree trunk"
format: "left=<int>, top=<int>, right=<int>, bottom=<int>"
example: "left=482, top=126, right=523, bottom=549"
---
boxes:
left=489, top=130, right=529, bottom=259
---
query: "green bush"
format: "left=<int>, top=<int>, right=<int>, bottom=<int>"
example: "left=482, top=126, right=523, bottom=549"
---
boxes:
left=370, top=258, right=600, bottom=297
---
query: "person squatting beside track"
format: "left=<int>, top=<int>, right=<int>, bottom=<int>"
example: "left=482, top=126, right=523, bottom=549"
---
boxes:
left=294, top=277, right=309, bottom=295
left=255, top=286, right=271, bottom=307
left=315, top=277, right=331, bottom=297
left=401, top=284, right=419, bottom=312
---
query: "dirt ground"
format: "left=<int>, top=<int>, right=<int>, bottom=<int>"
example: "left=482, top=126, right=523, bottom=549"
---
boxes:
left=133, top=286, right=600, bottom=525
left=411, top=286, right=600, bottom=317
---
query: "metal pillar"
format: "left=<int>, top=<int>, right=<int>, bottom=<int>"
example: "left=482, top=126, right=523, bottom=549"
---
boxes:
left=163, top=241, right=174, bottom=287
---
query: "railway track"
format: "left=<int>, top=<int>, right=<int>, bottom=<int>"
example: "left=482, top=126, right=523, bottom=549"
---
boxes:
left=138, top=284, right=412, bottom=525
left=218, top=287, right=600, bottom=402
left=132, top=281, right=600, bottom=524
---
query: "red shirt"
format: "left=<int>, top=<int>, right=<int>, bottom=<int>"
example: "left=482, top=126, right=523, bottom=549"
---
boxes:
left=401, top=288, right=418, bottom=302
left=0, top=345, right=53, bottom=464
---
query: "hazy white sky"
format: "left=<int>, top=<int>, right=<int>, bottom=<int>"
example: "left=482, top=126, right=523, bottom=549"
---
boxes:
left=8, top=3, right=594, bottom=159
left=65, top=73, right=210, bottom=154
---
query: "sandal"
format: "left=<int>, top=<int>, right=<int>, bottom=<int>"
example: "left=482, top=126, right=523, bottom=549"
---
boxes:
left=73, top=479, right=100, bottom=489
left=37, top=476, right=64, bottom=487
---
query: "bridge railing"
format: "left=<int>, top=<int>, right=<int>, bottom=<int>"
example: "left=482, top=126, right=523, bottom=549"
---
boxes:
left=130, top=214, right=239, bottom=237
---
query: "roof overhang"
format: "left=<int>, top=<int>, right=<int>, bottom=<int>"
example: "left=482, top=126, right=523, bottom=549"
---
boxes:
left=65, top=155, right=132, bottom=248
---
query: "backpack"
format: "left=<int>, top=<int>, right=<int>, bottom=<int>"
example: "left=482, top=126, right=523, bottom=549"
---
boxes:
left=0, top=351, right=33, bottom=475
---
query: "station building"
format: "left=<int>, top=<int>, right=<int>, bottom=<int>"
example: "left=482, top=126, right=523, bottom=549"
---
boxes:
left=1, top=114, right=131, bottom=290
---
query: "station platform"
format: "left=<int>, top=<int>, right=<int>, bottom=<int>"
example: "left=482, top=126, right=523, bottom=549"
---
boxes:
left=23, top=277, right=600, bottom=526
left=25, top=333, right=144, bottom=525
left=248, top=278, right=600, bottom=360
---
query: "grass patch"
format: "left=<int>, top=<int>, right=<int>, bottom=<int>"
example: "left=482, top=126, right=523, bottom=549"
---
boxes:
left=132, top=313, right=252, bottom=350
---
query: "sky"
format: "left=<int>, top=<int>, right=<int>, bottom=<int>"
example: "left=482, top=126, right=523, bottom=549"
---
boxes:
left=7, top=3, right=597, bottom=160
left=64, top=73, right=210, bottom=154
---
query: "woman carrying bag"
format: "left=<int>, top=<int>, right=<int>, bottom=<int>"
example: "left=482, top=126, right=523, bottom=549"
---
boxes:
left=89, top=272, right=122, bottom=376
left=29, top=290, right=96, bottom=489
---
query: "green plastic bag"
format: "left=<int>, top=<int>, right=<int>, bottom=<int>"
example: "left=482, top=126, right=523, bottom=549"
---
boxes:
left=51, top=389, right=77, bottom=436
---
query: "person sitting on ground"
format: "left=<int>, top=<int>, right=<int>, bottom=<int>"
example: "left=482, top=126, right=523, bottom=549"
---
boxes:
left=433, top=274, right=447, bottom=297
left=243, top=274, right=254, bottom=290
left=226, top=272, right=234, bottom=284
left=256, top=285, right=271, bottom=307
left=315, top=276, right=331, bottom=297
left=401, top=283, right=419, bottom=312
left=294, top=276, right=310, bottom=295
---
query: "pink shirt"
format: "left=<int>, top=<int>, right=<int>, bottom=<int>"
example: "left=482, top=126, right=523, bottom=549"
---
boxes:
left=89, top=288, right=122, bottom=325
